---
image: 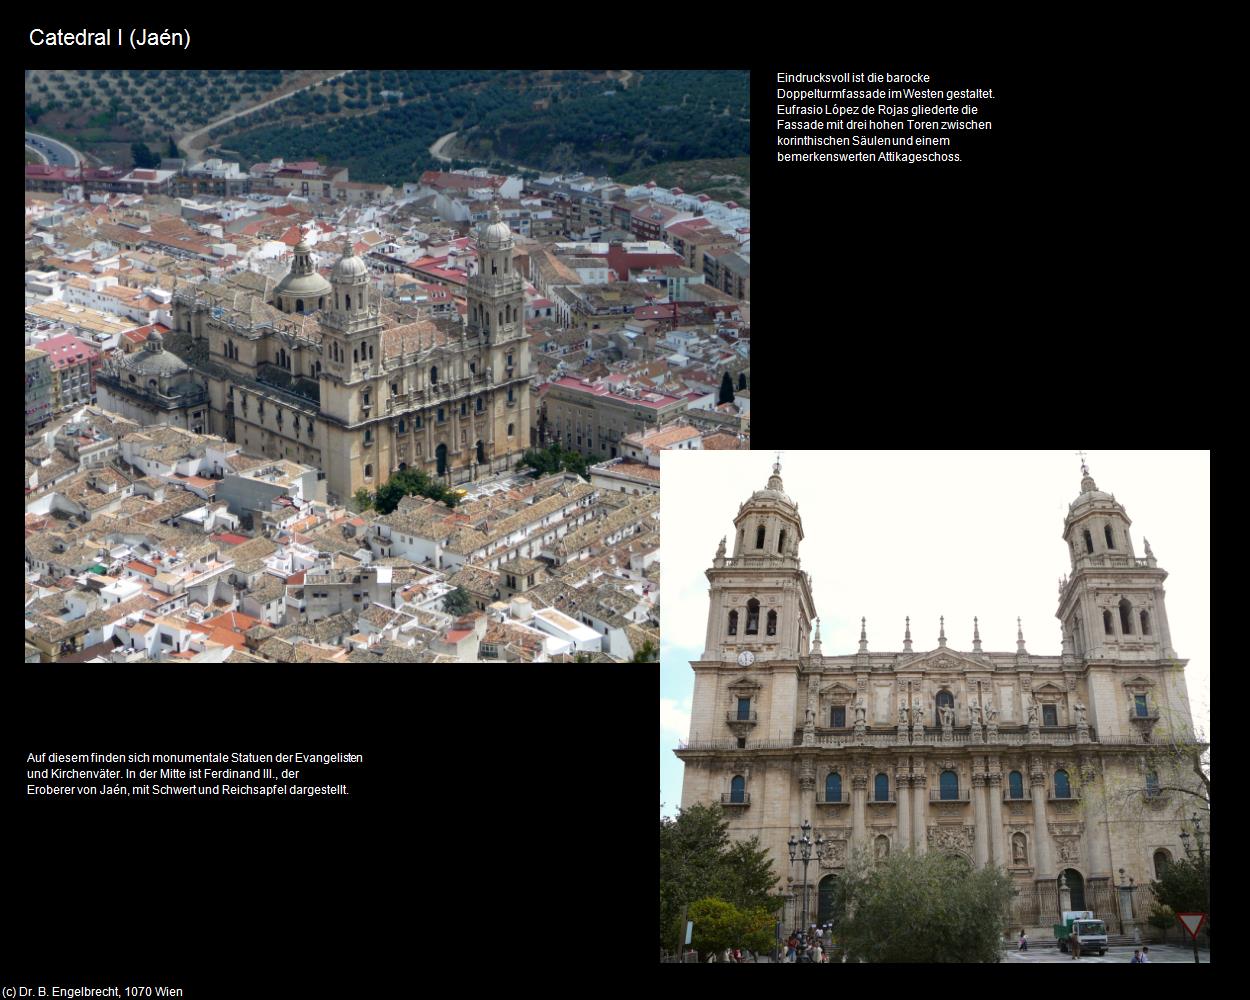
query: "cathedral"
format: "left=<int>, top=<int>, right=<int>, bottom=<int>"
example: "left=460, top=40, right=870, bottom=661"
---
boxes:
left=675, top=458, right=1203, bottom=935
left=101, top=205, right=532, bottom=504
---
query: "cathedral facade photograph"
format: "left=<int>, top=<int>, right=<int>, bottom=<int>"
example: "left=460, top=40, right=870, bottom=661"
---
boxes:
left=661, top=451, right=1209, bottom=942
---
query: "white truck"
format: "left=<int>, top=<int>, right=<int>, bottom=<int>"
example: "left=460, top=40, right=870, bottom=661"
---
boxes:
left=1052, top=910, right=1109, bottom=955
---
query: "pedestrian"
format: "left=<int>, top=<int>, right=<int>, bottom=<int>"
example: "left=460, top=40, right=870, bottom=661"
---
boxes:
left=1071, top=929, right=1082, bottom=960
left=786, top=932, right=798, bottom=962
left=1139, top=946, right=1150, bottom=963
left=812, top=940, right=823, bottom=964
left=1130, top=949, right=1141, bottom=963
left=1018, top=929, right=1028, bottom=951
left=722, top=946, right=732, bottom=964
left=706, top=950, right=717, bottom=963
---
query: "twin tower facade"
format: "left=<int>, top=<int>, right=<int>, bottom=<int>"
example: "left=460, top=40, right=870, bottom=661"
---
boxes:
left=676, top=458, right=1200, bottom=932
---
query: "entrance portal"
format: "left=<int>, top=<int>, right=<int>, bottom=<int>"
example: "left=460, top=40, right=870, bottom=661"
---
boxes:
left=817, top=874, right=838, bottom=927
left=436, top=443, right=448, bottom=476
left=1061, top=868, right=1085, bottom=911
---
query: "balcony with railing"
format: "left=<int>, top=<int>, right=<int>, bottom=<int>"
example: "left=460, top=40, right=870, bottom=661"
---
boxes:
left=867, top=793, right=897, bottom=805
left=816, top=793, right=850, bottom=806
left=720, top=792, right=750, bottom=807
left=929, top=789, right=972, bottom=802
left=1002, top=787, right=1033, bottom=802
left=726, top=710, right=758, bottom=726
left=1047, top=788, right=1082, bottom=801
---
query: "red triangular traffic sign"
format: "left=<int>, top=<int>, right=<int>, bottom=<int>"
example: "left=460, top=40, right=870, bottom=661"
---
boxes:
left=1176, top=912, right=1206, bottom=939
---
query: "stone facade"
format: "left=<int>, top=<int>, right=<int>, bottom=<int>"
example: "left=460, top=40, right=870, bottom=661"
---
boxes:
left=675, top=459, right=1203, bottom=932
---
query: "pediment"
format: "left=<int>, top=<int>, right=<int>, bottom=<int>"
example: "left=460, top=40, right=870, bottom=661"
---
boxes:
left=727, top=676, right=762, bottom=695
left=906, top=649, right=985, bottom=673
left=1033, top=682, right=1066, bottom=696
left=818, top=681, right=856, bottom=698
left=1122, top=675, right=1155, bottom=689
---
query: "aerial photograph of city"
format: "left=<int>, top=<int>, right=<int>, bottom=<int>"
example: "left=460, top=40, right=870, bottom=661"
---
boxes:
left=24, top=69, right=750, bottom=662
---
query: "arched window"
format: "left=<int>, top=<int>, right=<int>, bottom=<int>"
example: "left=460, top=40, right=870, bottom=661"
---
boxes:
left=1153, top=849, right=1171, bottom=879
left=353, top=349, right=358, bottom=363
left=1054, top=769, right=1071, bottom=798
left=476, top=440, right=486, bottom=464
left=778, top=529, right=786, bottom=554
left=1105, top=524, right=1115, bottom=549
left=729, top=775, right=745, bottom=804
left=739, top=372, right=747, bottom=391
left=745, top=599, right=760, bottom=635
left=825, top=772, right=842, bottom=803
left=398, top=419, right=406, bottom=433
left=936, top=690, right=954, bottom=727
left=1119, top=597, right=1133, bottom=634
left=1009, top=771, right=1024, bottom=799
left=364, top=463, right=372, bottom=479
left=1084, top=529, right=1094, bottom=553
left=727, top=610, right=738, bottom=635
left=1145, top=771, right=1160, bottom=797
left=755, top=525, right=765, bottom=549
left=1140, top=610, right=1151, bottom=635
left=345, top=293, right=351, bottom=311
left=874, top=772, right=889, bottom=802
left=295, top=299, right=304, bottom=313
left=431, top=365, right=439, bottom=385
left=1103, top=609, right=1114, bottom=635
left=940, top=770, right=959, bottom=800
left=318, top=297, right=324, bottom=310
left=766, top=610, right=777, bottom=637
left=507, top=423, right=514, bottom=436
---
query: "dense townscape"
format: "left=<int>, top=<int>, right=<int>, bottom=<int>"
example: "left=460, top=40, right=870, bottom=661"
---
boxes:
left=24, top=71, right=750, bottom=662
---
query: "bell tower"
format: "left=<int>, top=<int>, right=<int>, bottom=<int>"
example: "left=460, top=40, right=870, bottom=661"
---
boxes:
left=703, top=458, right=816, bottom=663
left=320, top=244, right=381, bottom=386
left=1056, top=458, right=1176, bottom=662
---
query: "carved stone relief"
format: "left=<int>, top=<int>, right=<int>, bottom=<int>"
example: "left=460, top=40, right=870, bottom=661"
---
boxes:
left=927, top=825, right=975, bottom=853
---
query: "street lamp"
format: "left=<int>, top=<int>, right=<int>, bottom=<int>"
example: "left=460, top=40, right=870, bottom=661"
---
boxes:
left=788, top=820, right=822, bottom=935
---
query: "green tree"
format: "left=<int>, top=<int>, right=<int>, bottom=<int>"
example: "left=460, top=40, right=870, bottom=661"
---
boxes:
left=1150, top=856, right=1208, bottom=919
left=688, top=898, right=740, bottom=955
left=352, top=487, right=372, bottom=512
left=167, top=135, right=179, bottom=158
left=130, top=141, right=159, bottom=168
left=659, top=802, right=781, bottom=949
left=719, top=371, right=735, bottom=405
left=1147, top=901, right=1175, bottom=944
left=738, top=906, right=778, bottom=957
left=443, top=586, right=471, bottom=617
left=830, top=848, right=1014, bottom=962
left=632, top=639, right=658, bottom=662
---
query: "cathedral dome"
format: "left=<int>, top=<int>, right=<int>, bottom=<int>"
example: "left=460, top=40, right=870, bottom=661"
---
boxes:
left=479, top=203, right=512, bottom=247
left=274, top=238, right=332, bottom=303
left=123, top=332, right=190, bottom=376
left=332, top=244, right=368, bottom=281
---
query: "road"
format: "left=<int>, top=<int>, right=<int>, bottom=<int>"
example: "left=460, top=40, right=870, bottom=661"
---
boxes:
left=25, top=131, right=81, bottom=167
left=178, top=70, right=353, bottom=163
left=429, top=130, right=458, bottom=163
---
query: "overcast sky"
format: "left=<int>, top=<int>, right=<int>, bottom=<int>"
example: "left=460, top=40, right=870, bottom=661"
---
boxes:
left=659, top=450, right=1210, bottom=818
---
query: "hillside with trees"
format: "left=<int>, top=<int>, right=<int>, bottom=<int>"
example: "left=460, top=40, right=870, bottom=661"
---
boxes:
left=219, top=70, right=749, bottom=187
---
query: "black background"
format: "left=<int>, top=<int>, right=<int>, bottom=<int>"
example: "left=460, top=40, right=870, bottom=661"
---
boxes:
left=6, top=666, right=653, bottom=992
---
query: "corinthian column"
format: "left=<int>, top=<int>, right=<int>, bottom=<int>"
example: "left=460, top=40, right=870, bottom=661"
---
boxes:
left=852, top=774, right=867, bottom=852
left=912, top=771, right=928, bottom=854
left=987, top=770, right=1005, bottom=868
left=896, top=771, right=911, bottom=852
left=1030, top=766, right=1054, bottom=877
left=972, top=771, right=989, bottom=868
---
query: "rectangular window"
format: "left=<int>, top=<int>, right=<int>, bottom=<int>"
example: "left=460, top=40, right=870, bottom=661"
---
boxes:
left=737, top=698, right=750, bottom=721
left=1135, top=694, right=1148, bottom=717
left=1042, top=704, right=1057, bottom=727
left=832, top=706, right=846, bottom=728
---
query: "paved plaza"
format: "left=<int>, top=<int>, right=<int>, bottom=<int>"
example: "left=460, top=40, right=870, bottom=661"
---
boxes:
left=1004, top=943, right=1209, bottom=963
